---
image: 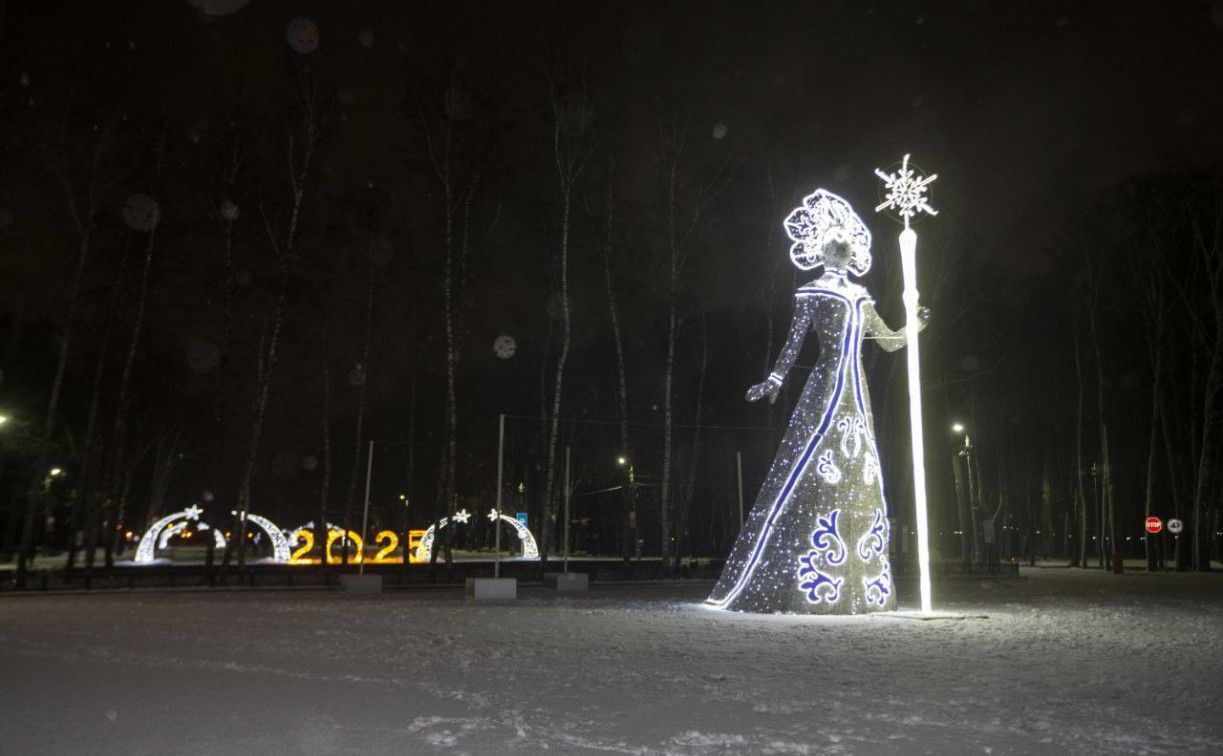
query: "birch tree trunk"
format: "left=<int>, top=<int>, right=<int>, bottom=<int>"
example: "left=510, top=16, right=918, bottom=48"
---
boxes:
left=1073, top=309, right=1089, bottom=569
left=539, top=63, right=594, bottom=564
left=318, top=329, right=333, bottom=564
left=415, top=77, right=484, bottom=561
left=1190, top=203, right=1223, bottom=571
left=231, top=75, right=322, bottom=569
left=673, top=315, right=710, bottom=571
left=657, top=121, right=730, bottom=572
left=78, top=241, right=132, bottom=573
left=99, top=126, right=167, bottom=569
left=1088, top=299, right=1116, bottom=566
left=18, top=116, right=115, bottom=578
left=594, top=155, right=634, bottom=563
left=341, top=258, right=375, bottom=565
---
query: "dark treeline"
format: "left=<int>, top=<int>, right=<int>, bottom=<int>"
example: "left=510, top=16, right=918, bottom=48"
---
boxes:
left=0, top=3, right=1219, bottom=576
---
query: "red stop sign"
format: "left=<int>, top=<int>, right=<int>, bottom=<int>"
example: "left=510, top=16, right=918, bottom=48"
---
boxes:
left=1145, top=517, right=1163, bottom=534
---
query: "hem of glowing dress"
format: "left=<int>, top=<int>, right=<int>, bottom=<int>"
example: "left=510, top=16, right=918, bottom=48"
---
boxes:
left=706, top=288, right=869, bottom=609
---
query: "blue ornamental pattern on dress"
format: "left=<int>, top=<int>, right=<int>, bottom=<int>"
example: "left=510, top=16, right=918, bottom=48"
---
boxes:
left=864, top=559, right=893, bottom=608
left=797, top=559, right=843, bottom=604
left=816, top=450, right=842, bottom=484
left=857, top=509, right=888, bottom=561
left=809, top=509, right=846, bottom=565
left=797, top=509, right=847, bottom=604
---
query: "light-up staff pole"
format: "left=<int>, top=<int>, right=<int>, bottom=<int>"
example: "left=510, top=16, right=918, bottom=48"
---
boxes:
left=875, top=153, right=938, bottom=616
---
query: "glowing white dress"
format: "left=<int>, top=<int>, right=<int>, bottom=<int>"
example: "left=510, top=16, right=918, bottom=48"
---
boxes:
left=707, top=270, right=903, bottom=614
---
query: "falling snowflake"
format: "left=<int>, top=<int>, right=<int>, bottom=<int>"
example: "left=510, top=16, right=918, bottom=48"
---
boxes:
left=874, top=154, right=938, bottom=226
left=493, top=335, right=517, bottom=359
left=123, top=194, right=161, bottom=232
left=286, top=17, right=319, bottom=54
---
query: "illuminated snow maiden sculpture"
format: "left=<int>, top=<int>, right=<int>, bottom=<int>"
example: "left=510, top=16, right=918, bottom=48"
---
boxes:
left=706, top=189, right=926, bottom=615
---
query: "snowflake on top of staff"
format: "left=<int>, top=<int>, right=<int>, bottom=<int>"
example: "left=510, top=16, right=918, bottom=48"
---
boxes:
left=874, top=154, right=938, bottom=228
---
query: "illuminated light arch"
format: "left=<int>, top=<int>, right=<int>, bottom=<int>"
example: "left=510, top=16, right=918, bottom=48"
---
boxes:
left=241, top=513, right=291, bottom=562
left=135, top=505, right=225, bottom=563
left=286, top=522, right=364, bottom=564
left=414, top=514, right=539, bottom=563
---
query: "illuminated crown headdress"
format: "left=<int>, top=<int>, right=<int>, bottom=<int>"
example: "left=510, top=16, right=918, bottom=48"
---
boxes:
left=783, top=189, right=872, bottom=275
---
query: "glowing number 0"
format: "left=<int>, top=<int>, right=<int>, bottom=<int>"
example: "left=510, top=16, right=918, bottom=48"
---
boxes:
left=325, top=529, right=364, bottom=563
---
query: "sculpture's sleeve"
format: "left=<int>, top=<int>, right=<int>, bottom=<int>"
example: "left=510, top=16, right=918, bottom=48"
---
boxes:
left=767, top=296, right=814, bottom=385
left=862, top=301, right=925, bottom=353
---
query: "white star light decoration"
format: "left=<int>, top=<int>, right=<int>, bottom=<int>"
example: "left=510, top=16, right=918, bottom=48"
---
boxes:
left=487, top=508, right=500, bottom=522
left=452, top=509, right=471, bottom=524
left=184, top=504, right=203, bottom=520
left=874, top=154, right=938, bottom=228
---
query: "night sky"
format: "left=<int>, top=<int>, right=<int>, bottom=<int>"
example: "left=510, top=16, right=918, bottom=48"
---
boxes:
left=2, top=1, right=1222, bottom=544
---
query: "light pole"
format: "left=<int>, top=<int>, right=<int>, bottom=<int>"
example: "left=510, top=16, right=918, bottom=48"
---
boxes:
left=952, top=423, right=980, bottom=571
left=617, top=455, right=637, bottom=562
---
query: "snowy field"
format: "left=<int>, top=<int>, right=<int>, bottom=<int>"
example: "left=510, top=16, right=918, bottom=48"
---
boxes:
left=1, top=569, right=1220, bottom=755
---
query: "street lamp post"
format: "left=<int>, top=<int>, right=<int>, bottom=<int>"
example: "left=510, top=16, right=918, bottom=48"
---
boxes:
left=952, top=424, right=980, bottom=571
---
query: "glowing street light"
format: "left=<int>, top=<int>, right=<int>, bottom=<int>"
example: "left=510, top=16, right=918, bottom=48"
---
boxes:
left=49, top=468, right=63, bottom=477
left=951, top=422, right=964, bottom=433
left=0, top=415, right=8, bottom=426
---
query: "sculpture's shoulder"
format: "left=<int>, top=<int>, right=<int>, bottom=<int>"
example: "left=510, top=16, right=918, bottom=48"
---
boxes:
left=795, top=274, right=873, bottom=303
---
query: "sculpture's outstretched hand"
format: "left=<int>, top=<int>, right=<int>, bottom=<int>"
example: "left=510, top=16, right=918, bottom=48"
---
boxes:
left=746, top=379, right=781, bottom=404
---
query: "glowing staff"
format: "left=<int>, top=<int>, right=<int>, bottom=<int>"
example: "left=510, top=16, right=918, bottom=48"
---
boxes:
left=874, top=153, right=937, bottom=615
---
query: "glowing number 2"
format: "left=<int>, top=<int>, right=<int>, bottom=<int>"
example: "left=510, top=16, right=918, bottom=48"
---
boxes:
left=373, top=531, right=399, bottom=563
left=290, top=530, right=315, bottom=564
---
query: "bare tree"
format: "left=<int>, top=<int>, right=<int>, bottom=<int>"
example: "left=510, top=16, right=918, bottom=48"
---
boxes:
left=591, top=153, right=635, bottom=562
left=656, top=118, right=730, bottom=570
left=1072, top=307, right=1089, bottom=568
left=18, top=110, right=121, bottom=577
left=538, top=60, right=595, bottom=563
left=98, top=123, right=168, bottom=569
left=413, top=73, right=486, bottom=555
left=340, top=244, right=376, bottom=565
left=1129, top=229, right=1171, bottom=571
left=229, top=74, right=324, bottom=568
left=1186, top=197, right=1223, bottom=571
left=673, top=312, right=711, bottom=571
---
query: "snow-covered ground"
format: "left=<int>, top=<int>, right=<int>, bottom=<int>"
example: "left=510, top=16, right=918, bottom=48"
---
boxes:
left=1, top=569, right=1220, bottom=755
